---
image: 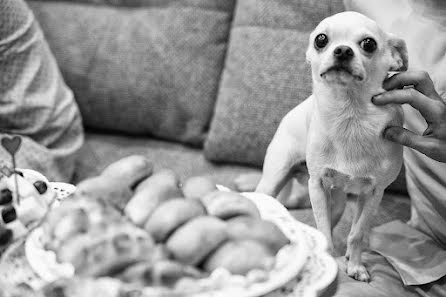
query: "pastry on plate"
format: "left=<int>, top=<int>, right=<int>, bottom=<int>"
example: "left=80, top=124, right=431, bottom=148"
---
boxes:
left=42, top=195, right=159, bottom=277
left=36, top=163, right=295, bottom=294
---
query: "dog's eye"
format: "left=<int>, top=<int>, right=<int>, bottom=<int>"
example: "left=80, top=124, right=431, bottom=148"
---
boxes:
left=314, top=34, right=329, bottom=49
left=360, top=38, right=377, bottom=53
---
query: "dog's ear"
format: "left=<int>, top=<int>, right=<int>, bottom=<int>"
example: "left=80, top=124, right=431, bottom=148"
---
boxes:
left=388, top=34, right=408, bottom=71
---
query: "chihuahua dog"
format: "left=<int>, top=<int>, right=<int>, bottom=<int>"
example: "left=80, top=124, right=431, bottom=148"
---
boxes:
left=256, top=11, right=408, bottom=281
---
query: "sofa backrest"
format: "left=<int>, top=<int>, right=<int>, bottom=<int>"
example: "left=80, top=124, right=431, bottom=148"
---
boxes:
left=29, top=0, right=236, bottom=146
left=204, top=0, right=345, bottom=166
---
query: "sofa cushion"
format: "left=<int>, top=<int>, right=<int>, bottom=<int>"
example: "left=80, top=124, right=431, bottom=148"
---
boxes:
left=74, top=131, right=260, bottom=186
left=204, top=0, right=345, bottom=165
left=33, top=0, right=234, bottom=10
left=29, top=0, right=234, bottom=146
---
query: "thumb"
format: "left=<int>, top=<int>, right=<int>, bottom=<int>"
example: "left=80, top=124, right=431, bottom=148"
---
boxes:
left=383, top=126, right=429, bottom=153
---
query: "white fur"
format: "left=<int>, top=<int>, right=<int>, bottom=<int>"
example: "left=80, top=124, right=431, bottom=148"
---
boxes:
left=257, top=11, right=408, bottom=282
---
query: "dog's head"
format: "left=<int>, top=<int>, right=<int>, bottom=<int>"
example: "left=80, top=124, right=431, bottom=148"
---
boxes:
left=306, top=11, right=408, bottom=89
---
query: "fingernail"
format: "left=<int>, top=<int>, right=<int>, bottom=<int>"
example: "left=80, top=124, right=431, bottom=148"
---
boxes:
left=0, top=189, right=12, bottom=204
left=0, top=228, right=12, bottom=245
left=372, top=95, right=380, bottom=103
left=2, top=205, right=16, bottom=223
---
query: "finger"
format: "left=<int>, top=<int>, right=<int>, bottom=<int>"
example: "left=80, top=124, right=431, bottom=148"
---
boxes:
left=373, top=89, right=439, bottom=122
left=383, top=71, right=439, bottom=99
left=384, top=126, right=443, bottom=160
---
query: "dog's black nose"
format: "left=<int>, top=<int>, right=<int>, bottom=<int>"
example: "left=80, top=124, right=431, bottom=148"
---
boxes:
left=333, top=46, right=354, bottom=61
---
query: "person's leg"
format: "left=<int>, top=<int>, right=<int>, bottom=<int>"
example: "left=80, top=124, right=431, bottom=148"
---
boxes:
left=332, top=250, right=420, bottom=297
left=0, top=0, right=83, bottom=182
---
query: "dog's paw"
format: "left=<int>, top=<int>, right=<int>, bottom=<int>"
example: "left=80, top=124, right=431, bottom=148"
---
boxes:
left=347, top=263, right=370, bottom=282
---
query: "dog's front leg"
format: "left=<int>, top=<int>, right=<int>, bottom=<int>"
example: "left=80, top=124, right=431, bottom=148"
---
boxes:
left=346, top=187, right=384, bottom=282
left=308, top=177, right=335, bottom=254
left=256, top=96, right=312, bottom=198
left=256, top=135, right=304, bottom=198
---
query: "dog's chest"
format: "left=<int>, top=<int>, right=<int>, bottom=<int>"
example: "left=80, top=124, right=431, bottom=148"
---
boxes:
left=326, top=114, right=385, bottom=156
left=315, top=110, right=392, bottom=178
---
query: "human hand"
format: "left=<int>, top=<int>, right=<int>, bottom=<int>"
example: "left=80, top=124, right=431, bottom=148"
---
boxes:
left=372, top=71, right=446, bottom=162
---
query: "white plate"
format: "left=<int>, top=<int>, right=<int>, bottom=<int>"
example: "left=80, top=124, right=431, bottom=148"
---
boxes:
left=25, top=187, right=335, bottom=297
left=263, top=222, right=338, bottom=297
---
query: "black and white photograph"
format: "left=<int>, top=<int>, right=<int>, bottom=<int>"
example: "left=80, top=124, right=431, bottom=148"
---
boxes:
left=0, top=0, right=445, bottom=296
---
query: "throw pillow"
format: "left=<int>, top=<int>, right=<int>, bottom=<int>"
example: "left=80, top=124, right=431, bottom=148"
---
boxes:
left=29, top=0, right=235, bottom=146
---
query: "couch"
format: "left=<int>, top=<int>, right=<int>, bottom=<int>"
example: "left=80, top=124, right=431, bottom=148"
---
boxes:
left=27, top=0, right=411, bottom=255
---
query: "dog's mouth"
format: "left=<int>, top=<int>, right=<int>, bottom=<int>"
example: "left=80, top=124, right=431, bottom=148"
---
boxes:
left=320, top=65, right=363, bottom=81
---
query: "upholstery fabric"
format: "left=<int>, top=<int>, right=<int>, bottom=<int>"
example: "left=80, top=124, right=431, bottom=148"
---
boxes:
left=204, top=0, right=345, bottom=166
left=29, top=0, right=234, bottom=146
left=0, top=0, right=83, bottom=182
left=32, top=0, right=235, bottom=10
left=74, top=131, right=260, bottom=186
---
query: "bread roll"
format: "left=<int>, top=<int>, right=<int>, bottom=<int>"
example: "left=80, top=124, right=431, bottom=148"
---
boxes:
left=101, top=155, right=153, bottom=188
left=166, top=216, right=228, bottom=265
left=227, top=216, right=289, bottom=253
left=125, top=169, right=183, bottom=226
left=203, top=240, right=274, bottom=275
left=120, top=260, right=204, bottom=287
left=57, top=224, right=155, bottom=277
left=202, top=191, right=261, bottom=220
left=76, top=156, right=153, bottom=210
left=182, top=176, right=217, bottom=199
left=145, top=198, right=206, bottom=242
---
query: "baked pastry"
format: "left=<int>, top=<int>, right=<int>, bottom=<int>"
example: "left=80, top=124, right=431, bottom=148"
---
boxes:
left=125, top=169, right=182, bottom=226
left=42, top=195, right=157, bottom=277
left=144, top=198, right=206, bottom=242
left=55, top=223, right=156, bottom=277
left=182, top=176, right=217, bottom=199
left=166, top=216, right=228, bottom=265
left=227, top=216, right=290, bottom=253
left=202, top=191, right=261, bottom=220
left=203, top=239, right=275, bottom=275
left=75, top=155, right=153, bottom=211
left=38, top=163, right=293, bottom=294
left=118, top=259, right=205, bottom=287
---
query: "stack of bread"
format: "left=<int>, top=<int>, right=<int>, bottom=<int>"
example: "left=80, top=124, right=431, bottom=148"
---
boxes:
left=39, top=156, right=291, bottom=294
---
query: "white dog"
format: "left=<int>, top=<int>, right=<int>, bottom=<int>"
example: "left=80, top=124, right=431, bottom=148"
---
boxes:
left=256, top=11, right=408, bottom=281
